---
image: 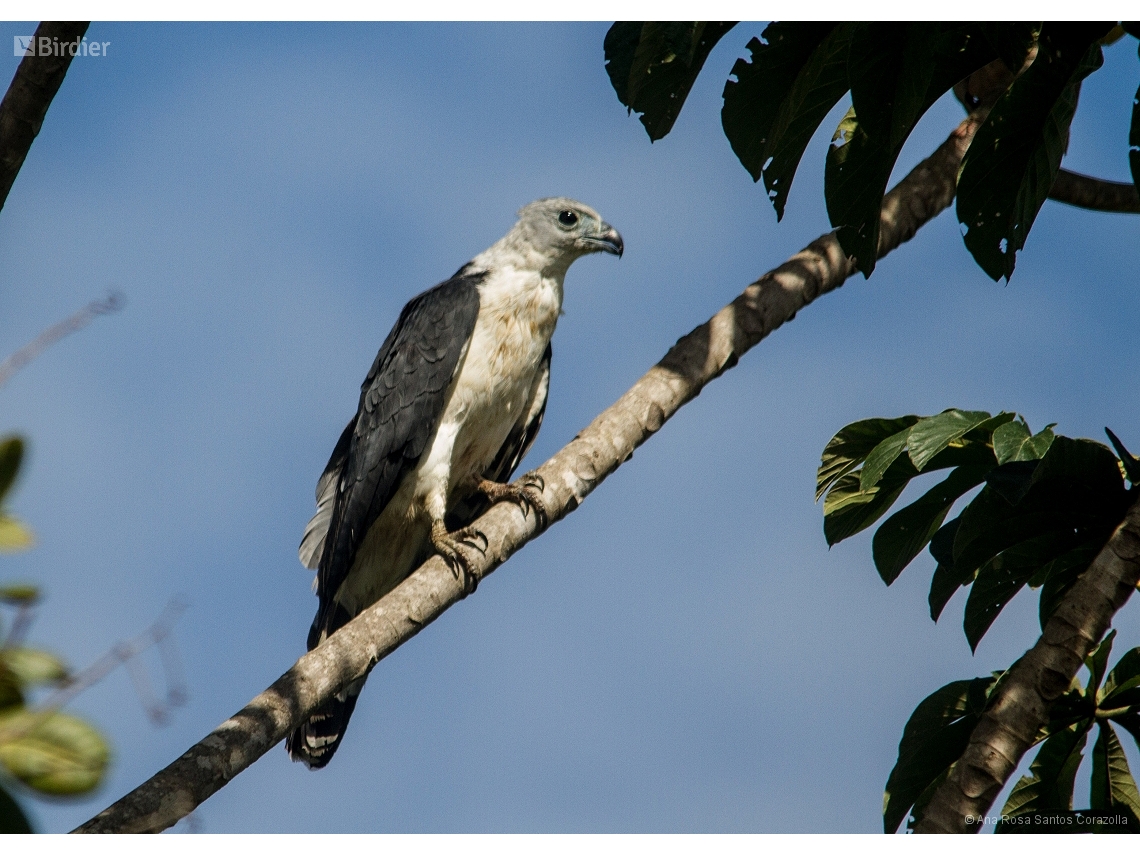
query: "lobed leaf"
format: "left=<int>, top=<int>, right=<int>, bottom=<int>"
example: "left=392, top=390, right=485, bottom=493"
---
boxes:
left=956, top=23, right=1114, bottom=280
left=817, top=415, right=918, bottom=501
left=884, top=676, right=997, bottom=833
left=872, top=464, right=991, bottom=586
left=1090, top=722, right=1140, bottom=818
left=605, top=22, right=736, bottom=141
left=994, top=419, right=1055, bottom=464
left=907, top=409, right=994, bottom=472
left=1000, top=721, right=1091, bottom=826
left=722, top=23, right=853, bottom=220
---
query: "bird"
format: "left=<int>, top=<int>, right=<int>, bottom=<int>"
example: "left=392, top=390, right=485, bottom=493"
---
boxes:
left=287, top=197, right=623, bottom=768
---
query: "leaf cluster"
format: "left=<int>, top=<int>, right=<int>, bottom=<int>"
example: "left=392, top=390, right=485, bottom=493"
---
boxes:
left=818, top=409, right=1135, bottom=652
left=604, top=22, right=1140, bottom=280
left=0, top=438, right=110, bottom=832
left=885, top=633, right=1140, bottom=832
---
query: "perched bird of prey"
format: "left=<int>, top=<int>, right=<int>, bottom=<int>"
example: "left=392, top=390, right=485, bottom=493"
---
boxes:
left=287, top=197, right=623, bottom=768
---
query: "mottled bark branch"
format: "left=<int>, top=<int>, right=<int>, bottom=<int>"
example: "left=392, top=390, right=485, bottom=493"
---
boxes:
left=914, top=496, right=1140, bottom=833
left=73, top=112, right=984, bottom=834
left=1048, top=169, right=1140, bottom=213
left=0, top=21, right=89, bottom=213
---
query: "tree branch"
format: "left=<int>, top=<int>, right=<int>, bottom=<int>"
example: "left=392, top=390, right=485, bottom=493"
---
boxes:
left=914, top=495, right=1140, bottom=833
left=0, top=21, right=89, bottom=214
left=72, top=111, right=986, bottom=834
left=1048, top=169, right=1140, bottom=213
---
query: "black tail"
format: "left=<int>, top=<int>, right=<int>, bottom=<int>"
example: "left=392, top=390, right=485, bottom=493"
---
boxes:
left=286, top=676, right=365, bottom=769
left=287, top=602, right=362, bottom=769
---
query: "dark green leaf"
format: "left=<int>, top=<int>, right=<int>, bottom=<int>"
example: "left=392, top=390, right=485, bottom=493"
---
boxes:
left=980, top=22, right=1041, bottom=73
left=1087, top=631, right=1117, bottom=697
left=822, top=471, right=908, bottom=546
left=905, top=767, right=950, bottom=831
left=1103, top=646, right=1140, bottom=703
left=860, top=426, right=912, bottom=491
left=929, top=519, right=969, bottom=621
left=964, top=531, right=1074, bottom=651
left=1000, top=721, right=1091, bottom=825
left=873, top=464, right=990, bottom=585
left=985, top=460, right=1040, bottom=505
left=994, top=420, right=1056, bottom=464
left=0, top=438, right=23, bottom=505
left=884, top=676, right=997, bottom=833
left=1105, top=427, right=1140, bottom=485
left=957, top=23, right=1113, bottom=281
left=907, top=410, right=993, bottom=472
left=605, top=22, right=736, bottom=141
left=1091, top=722, right=1140, bottom=816
left=817, top=415, right=919, bottom=501
left=723, top=23, right=853, bottom=220
left=827, top=26, right=998, bottom=275
left=0, top=781, right=31, bottom=833
left=1039, top=543, right=1100, bottom=628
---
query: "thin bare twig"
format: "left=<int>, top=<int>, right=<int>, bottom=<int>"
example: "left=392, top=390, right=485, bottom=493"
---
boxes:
left=0, top=292, right=124, bottom=388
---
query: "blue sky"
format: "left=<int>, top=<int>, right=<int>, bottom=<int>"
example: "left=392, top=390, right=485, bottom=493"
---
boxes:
left=0, top=22, right=1138, bottom=833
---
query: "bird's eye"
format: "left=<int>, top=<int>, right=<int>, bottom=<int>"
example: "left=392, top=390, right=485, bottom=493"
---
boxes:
left=558, top=210, right=578, bottom=227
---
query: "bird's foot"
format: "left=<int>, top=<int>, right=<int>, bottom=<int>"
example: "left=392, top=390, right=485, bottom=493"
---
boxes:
left=431, top=519, right=481, bottom=595
left=477, top=472, right=548, bottom=530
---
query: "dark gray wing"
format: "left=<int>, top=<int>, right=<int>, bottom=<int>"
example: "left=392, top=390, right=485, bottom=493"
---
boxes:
left=312, top=269, right=482, bottom=641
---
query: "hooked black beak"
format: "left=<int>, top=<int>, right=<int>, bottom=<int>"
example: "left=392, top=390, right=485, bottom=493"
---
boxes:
left=583, top=222, right=624, bottom=258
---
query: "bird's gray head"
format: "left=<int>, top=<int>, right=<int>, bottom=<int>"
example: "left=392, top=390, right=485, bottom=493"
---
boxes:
left=499, top=197, right=623, bottom=273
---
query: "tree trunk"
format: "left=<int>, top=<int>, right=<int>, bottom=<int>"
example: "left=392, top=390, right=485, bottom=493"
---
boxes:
left=914, top=497, right=1140, bottom=833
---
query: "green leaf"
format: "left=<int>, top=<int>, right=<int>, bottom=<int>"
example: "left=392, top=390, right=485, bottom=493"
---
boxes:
left=883, top=676, right=997, bottom=833
left=1000, top=721, right=1091, bottom=825
left=0, top=709, right=109, bottom=795
left=822, top=471, right=909, bottom=546
left=980, top=22, right=1041, bottom=74
left=1039, top=543, right=1100, bottom=628
left=0, top=516, right=34, bottom=552
left=1090, top=722, right=1140, bottom=817
left=956, top=23, right=1114, bottom=281
left=0, top=585, right=38, bottom=606
left=722, top=23, right=854, bottom=220
left=907, top=409, right=993, bottom=472
left=1087, top=630, right=1117, bottom=697
left=964, top=531, right=1074, bottom=651
left=826, top=25, right=998, bottom=276
left=928, top=518, right=970, bottom=621
left=905, top=766, right=950, bottom=831
left=860, top=425, right=913, bottom=491
left=817, top=415, right=919, bottom=501
left=0, top=780, right=31, bottom=833
left=994, top=420, right=1056, bottom=464
left=1104, top=427, right=1140, bottom=485
left=1102, top=646, right=1140, bottom=703
left=0, top=649, right=68, bottom=689
left=0, top=438, right=23, bottom=505
left=604, top=22, right=736, bottom=141
left=872, top=464, right=991, bottom=585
